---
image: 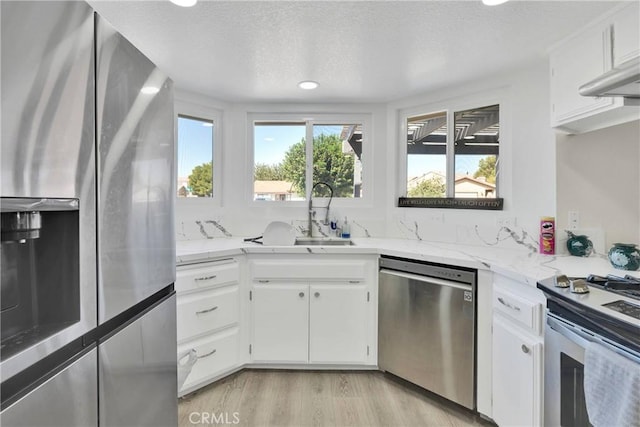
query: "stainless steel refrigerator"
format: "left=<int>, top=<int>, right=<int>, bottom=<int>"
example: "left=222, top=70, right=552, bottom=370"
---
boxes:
left=1, top=2, right=177, bottom=426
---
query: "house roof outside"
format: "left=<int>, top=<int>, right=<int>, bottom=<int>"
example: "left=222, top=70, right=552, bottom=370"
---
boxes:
left=454, top=174, right=496, bottom=190
left=254, top=180, right=294, bottom=195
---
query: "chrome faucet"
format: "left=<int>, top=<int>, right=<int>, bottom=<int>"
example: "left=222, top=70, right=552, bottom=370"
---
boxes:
left=308, top=182, right=334, bottom=237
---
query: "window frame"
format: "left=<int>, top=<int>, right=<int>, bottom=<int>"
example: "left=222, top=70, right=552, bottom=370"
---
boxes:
left=175, top=100, right=222, bottom=207
left=248, top=112, right=372, bottom=208
left=398, top=95, right=505, bottom=209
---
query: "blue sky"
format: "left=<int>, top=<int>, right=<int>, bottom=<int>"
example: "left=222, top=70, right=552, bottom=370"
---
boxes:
left=254, top=124, right=305, bottom=166
left=177, top=116, right=213, bottom=177
left=254, top=124, right=345, bottom=166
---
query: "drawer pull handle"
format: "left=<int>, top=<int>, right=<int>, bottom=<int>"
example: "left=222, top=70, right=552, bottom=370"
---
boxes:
left=197, top=349, right=217, bottom=359
left=299, top=292, right=305, bottom=298
left=258, top=280, right=270, bottom=283
left=349, top=280, right=360, bottom=284
left=521, top=344, right=529, bottom=354
left=498, top=297, right=521, bottom=312
left=196, top=306, right=219, bottom=315
left=195, top=275, right=217, bottom=282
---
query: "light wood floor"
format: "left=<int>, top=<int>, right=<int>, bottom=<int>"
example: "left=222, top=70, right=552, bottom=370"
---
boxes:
left=178, top=370, right=492, bottom=427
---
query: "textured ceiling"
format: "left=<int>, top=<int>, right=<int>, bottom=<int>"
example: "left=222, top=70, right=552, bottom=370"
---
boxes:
left=88, top=0, right=623, bottom=103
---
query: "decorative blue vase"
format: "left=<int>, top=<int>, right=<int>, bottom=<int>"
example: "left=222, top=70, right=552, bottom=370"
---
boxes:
left=608, top=243, right=640, bottom=271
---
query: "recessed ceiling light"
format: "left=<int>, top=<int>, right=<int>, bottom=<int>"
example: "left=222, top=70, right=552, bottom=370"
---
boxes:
left=140, top=86, right=160, bottom=95
left=298, top=81, right=319, bottom=90
left=170, top=0, right=197, bottom=7
left=482, top=0, right=509, bottom=5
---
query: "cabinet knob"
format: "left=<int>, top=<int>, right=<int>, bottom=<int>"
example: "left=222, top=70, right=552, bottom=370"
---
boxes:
left=314, top=292, right=320, bottom=298
left=521, top=344, right=530, bottom=354
left=299, top=292, right=305, bottom=298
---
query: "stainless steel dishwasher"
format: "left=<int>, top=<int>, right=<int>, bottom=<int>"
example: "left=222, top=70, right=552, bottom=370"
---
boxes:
left=378, top=255, right=476, bottom=410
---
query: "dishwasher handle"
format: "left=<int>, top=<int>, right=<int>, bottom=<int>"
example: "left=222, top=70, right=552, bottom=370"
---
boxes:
left=380, top=268, right=472, bottom=291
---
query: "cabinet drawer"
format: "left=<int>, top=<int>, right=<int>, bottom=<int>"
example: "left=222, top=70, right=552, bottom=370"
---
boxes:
left=493, top=288, right=543, bottom=334
left=178, top=328, right=239, bottom=394
left=177, top=286, right=239, bottom=342
left=250, top=260, right=370, bottom=281
left=176, top=260, right=239, bottom=293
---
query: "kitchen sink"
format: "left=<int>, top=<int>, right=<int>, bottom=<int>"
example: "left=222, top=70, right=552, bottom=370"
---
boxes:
left=294, top=237, right=354, bottom=246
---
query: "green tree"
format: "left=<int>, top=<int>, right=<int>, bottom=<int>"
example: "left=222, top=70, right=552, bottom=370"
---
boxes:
left=254, top=162, right=284, bottom=181
left=408, top=176, right=446, bottom=197
left=473, top=156, right=497, bottom=183
left=188, top=162, right=212, bottom=197
left=281, top=134, right=355, bottom=197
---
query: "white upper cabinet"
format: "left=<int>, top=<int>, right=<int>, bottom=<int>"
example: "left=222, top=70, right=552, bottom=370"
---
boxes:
left=612, top=2, right=640, bottom=66
left=550, top=3, right=639, bottom=134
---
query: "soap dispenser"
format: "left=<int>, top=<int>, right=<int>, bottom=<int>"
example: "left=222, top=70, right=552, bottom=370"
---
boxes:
left=341, top=216, right=351, bottom=238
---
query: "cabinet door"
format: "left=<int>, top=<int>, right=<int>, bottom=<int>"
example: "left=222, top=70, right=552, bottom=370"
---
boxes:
left=492, top=313, right=543, bottom=427
left=612, top=3, right=640, bottom=66
left=251, top=284, right=308, bottom=363
left=550, top=25, right=614, bottom=126
left=309, top=283, right=368, bottom=364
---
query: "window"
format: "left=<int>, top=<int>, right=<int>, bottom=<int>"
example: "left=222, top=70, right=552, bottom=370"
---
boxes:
left=253, top=122, right=306, bottom=201
left=251, top=115, right=367, bottom=203
left=406, top=111, right=447, bottom=197
left=453, top=105, right=499, bottom=199
left=401, top=104, right=500, bottom=208
left=176, top=115, right=214, bottom=198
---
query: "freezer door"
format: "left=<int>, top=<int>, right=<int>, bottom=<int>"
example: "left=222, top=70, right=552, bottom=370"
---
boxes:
left=0, top=348, right=98, bottom=427
left=95, top=14, right=175, bottom=323
left=99, top=294, right=177, bottom=427
left=0, top=0, right=97, bottom=380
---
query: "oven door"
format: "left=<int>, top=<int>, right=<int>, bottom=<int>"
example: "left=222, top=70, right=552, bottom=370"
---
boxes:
left=545, top=312, right=640, bottom=427
left=545, top=313, right=590, bottom=427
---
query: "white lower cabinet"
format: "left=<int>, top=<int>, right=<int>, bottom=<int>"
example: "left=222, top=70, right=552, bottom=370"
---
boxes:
left=491, top=274, right=544, bottom=427
left=309, top=283, right=368, bottom=364
left=251, top=281, right=370, bottom=364
left=176, top=258, right=242, bottom=396
left=252, top=284, right=309, bottom=363
left=178, top=327, right=239, bottom=393
left=249, top=255, right=376, bottom=366
left=492, top=313, right=542, bottom=426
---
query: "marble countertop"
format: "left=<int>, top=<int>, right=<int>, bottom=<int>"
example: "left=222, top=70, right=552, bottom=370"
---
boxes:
left=176, top=237, right=637, bottom=287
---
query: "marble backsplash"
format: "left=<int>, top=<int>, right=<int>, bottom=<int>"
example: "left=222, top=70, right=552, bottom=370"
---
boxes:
left=176, top=215, right=379, bottom=241
left=175, top=210, right=581, bottom=257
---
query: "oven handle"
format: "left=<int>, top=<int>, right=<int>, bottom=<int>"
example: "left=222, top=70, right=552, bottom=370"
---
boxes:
left=547, top=312, right=640, bottom=364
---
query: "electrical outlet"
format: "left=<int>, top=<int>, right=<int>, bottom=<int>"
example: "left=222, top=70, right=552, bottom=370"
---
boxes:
left=568, top=211, right=580, bottom=230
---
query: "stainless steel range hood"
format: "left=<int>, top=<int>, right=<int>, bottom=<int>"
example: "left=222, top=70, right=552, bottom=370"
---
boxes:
left=579, top=57, right=640, bottom=99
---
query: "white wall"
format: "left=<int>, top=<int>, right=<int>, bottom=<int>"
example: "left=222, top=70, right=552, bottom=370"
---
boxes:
left=385, top=59, right=556, bottom=250
left=175, top=58, right=560, bottom=250
left=556, top=120, right=640, bottom=251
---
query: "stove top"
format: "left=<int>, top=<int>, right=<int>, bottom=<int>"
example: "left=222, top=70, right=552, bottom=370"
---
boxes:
left=537, top=274, right=640, bottom=354
left=585, top=274, right=640, bottom=300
